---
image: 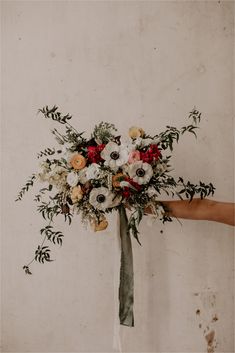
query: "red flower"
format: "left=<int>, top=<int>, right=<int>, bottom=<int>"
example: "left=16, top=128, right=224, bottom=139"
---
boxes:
left=140, top=144, right=161, bottom=163
left=87, top=144, right=105, bottom=163
left=140, top=151, right=153, bottom=163
left=122, top=187, right=131, bottom=199
left=149, top=144, right=161, bottom=160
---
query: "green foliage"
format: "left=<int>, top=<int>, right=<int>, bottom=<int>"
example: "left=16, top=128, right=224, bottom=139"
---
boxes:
left=92, top=121, right=117, bottom=143
left=178, top=177, right=215, bottom=201
left=15, top=174, right=36, bottom=201
left=188, top=108, right=201, bottom=125
left=155, top=108, right=201, bottom=151
left=38, top=105, right=72, bottom=125
left=128, top=208, right=143, bottom=245
left=35, top=246, right=53, bottom=263
left=158, top=126, right=181, bottom=151
left=23, top=266, right=32, bottom=275
left=40, top=225, right=64, bottom=246
left=37, top=147, right=56, bottom=159
left=37, top=202, right=61, bottom=221
left=34, top=186, right=53, bottom=203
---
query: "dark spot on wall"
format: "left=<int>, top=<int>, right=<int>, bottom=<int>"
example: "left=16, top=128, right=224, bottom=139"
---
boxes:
left=50, top=52, right=56, bottom=58
left=199, top=323, right=202, bottom=328
left=212, top=314, right=218, bottom=322
left=160, top=230, right=163, bottom=234
left=196, top=309, right=200, bottom=315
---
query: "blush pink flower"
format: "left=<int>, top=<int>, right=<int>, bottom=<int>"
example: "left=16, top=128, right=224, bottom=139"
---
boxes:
left=128, top=150, right=141, bottom=164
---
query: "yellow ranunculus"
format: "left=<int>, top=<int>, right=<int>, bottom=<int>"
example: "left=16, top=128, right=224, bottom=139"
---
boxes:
left=128, top=126, right=145, bottom=139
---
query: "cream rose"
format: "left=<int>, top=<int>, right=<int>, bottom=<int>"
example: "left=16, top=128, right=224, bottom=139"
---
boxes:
left=70, top=185, right=83, bottom=203
left=67, top=171, right=79, bottom=187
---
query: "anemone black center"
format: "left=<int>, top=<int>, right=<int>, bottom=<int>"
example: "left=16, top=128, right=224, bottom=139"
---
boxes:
left=110, top=151, right=120, bottom=160
left=96, top=194, right=106, bottom=203
left=136, top=168, right=145, bottom=177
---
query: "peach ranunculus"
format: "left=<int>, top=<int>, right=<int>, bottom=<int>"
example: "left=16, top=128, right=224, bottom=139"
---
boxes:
left=70, top=153, right=87, bottom=170
left=128, top=150, right=141, bottom=164
left=128, top=126, right=145, bottom=139
left=70, top=185, right=83, bottom=203
left=90, top=217, right=108, bottom=232
left=112, top=173, right=127, bottom=188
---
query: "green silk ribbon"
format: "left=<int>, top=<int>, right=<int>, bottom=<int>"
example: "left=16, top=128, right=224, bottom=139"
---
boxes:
left=118, top=205, right=134, bottom=327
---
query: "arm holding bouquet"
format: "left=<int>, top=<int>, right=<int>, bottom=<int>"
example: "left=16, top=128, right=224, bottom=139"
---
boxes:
left=145, top=198, right=235, bottom=226
left=16, top=106, right=219, bottom=268
left=16, top=106, right=226, bottom=326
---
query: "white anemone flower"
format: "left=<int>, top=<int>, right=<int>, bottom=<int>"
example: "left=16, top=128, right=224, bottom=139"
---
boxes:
left=128, top=161, right=153, bottom=185
left=100, top=141, right=129, bottom=171
left=67, top=171, right=79, bottom=187
left=89, top=186, right=120, bottom=210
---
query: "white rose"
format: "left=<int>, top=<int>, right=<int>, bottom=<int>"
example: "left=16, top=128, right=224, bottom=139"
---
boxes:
left=78, top=167, right=88, bottom=184
left=86, top=163, right=101, bottom=180
left=67, top=171, right=79, bottom=187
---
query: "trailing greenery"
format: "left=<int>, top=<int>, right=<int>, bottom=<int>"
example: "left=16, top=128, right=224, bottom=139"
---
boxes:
left=37, top=147, right=56, bottom=159
left=128, top=207, right=143, bottom=245
left=38, top=105, right=72, bottom=125
left=15, top=174, right=36, bottom=201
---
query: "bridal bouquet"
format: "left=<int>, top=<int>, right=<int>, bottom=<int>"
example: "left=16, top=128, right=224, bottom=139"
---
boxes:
left=16, top=106, right=215, bottom=326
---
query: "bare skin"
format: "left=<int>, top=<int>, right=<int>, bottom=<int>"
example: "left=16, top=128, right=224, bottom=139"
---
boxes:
left=145, top=199, right=235, bottom=226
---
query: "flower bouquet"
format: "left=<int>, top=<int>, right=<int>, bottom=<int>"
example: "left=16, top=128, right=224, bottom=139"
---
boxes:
left=16, top=106, right=215, bottom=326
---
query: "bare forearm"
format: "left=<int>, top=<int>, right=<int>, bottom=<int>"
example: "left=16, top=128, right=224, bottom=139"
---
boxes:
left=146, top=199, right=235, bottom=226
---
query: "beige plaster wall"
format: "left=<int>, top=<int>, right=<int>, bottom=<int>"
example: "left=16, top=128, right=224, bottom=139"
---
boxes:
left=1, top=1, right=234, bottom=352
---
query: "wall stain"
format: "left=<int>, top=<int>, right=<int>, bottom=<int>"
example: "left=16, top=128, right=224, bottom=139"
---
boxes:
left=194, top=291, right=219, bottom=352
left=205, top=330, right=216, bottom=353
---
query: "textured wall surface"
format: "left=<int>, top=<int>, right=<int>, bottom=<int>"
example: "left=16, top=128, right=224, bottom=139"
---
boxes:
left=1, top=1, right=234, bottom=352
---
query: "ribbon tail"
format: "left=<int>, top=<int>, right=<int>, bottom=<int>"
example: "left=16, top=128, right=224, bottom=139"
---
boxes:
left=118, top=205, right=134, bottom=327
